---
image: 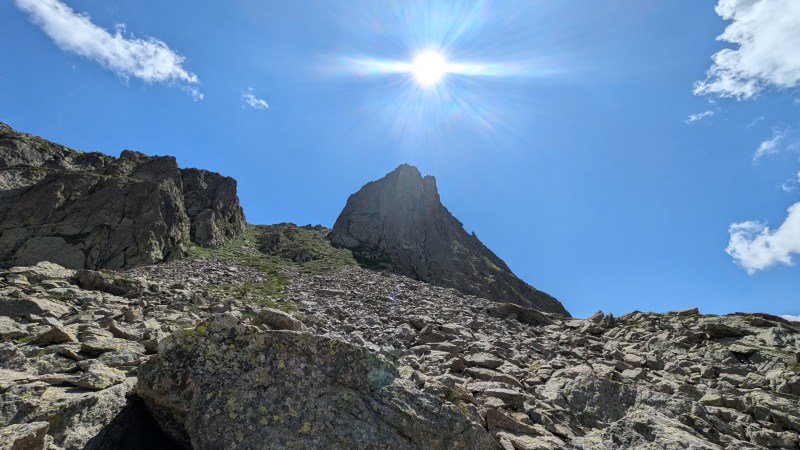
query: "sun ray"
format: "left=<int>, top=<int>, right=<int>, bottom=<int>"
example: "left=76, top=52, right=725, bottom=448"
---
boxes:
left=319, top=0, right=570, bottom=155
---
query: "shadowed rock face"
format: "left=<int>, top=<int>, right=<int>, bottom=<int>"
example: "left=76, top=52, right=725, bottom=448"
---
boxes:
left=330, top=164, right=568, bottom=316
left=181, top=168, right=246, bottom=248
left=0, top=123, right=245, bottom=270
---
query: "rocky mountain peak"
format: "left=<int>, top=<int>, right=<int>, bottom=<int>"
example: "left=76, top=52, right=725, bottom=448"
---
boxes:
left=330, top=164, right=568, bottom=316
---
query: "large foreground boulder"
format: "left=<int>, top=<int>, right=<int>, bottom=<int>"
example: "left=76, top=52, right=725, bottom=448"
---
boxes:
left=137, top=315, right=498, bottom=450
left=330, top=164, right=568, bottom=315
left=0, top=123, right=245, bottom=270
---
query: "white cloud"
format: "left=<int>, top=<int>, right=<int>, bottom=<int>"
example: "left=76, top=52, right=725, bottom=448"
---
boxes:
left=242, top=88, right=269, bottom=110
left=782, top=171, right=800, bottom=192
left=753, top=129, right=786, bottom=161
left=747, top=116, right=765, bottom=127
left=15, top=0, right=200, bottom=94
left=685, top=110, right=714, bottom=124
left=694, top=0, right=800, bottom=99
left=726, top=202, right=800, bottom=273
left=782, top=314, right=800, bottom=322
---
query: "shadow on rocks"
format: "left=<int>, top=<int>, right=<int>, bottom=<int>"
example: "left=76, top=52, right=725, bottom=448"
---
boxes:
left=84, top=395, right=188, bottom=450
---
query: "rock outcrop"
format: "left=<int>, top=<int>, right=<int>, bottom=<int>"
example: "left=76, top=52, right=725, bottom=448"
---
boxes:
left=0, top=123, right=245, bottom=270
left=181, top=168, right=246, bottom=248
left=330, top=164, right=568, bottom=315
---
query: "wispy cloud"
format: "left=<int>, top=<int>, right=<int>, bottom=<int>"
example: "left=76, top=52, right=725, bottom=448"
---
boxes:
left=726, top=202, right=800, bottom=273
left=15, top=0, right=200, bottom=97
left=782, top=171, right=800, bottom=192
left=242, top=88, right=269, bottom=110
left=782, top=315, right=800, bottom=322
left=694, top=0, right=800, bottom=99
left=753, top=129, right=787, bottom=161
left=685, top=110, right=714, bottom=124
left=747, top=116, right=765, bottom=128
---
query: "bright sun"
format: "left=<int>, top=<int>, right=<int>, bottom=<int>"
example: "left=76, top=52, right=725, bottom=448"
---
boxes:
left=411, top=50, right=448, bottom=87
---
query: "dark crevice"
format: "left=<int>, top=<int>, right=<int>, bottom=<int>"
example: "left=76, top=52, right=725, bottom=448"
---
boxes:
left=84, top=395, right=189, bottom=450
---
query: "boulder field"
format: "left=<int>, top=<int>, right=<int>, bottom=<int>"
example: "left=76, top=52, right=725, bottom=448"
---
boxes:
left=1, top=259, right=799, bottom=449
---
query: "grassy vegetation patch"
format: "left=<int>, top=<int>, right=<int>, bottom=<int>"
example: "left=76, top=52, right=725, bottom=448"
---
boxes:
left=256, top=223, right=358, bottom=273
left=187, top=223, right=356, bottom=311
left=31, top=136, right=52, bottom=154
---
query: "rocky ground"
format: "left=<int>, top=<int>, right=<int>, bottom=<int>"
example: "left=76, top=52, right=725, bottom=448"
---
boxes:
left=290, top=268, right=800, bottom=449
left=2, top=243, right=799, bottom=448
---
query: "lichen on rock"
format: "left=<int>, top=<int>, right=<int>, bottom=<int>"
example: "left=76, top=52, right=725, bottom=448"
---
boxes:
left=136, top=314, right=498, bottom=450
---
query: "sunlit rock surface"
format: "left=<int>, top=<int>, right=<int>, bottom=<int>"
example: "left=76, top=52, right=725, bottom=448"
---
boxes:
left=137, top=314, right=497, bottom=449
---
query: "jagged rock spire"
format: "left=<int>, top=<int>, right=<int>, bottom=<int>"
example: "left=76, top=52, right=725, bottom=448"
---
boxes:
left=330, top=164, right=568, bottom=316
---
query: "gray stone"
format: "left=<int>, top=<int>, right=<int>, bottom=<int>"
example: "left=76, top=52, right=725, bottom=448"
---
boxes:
left=251, top=307, right=305, bottom=331
left=0, top=342, right=32, bottom=372
left=487, top=408, right=540, bottom=435
left=0, top=421, right=49, bottom=450
left=98, top=348, right=145, bottom=368
left=392, top=322, right=417, bottom=344
left=728, top=343, right=756, bottom=356
left=0, top=296, right=69, bottom=319
left=466, top=367, right=522, bottom=387
left=107, top=320, right=142, bottom=341
left=74, top=361, right=126, bottom=390
left=32, top=318, right=76, bottom=345
left=699, top=393, right=725, bottom=407
left=671, top=307, right=700, bottom=316
left=495, top=432, right=565, bottom=450
left=30, top=351, right=79, bottom=374
left=465, top=352, right=505, bottom=369
left=74, top=270, right=148, bottom=297
left=2, top=377, right=135, bottom=449
left=80, top=328, right=144, bottom=355
left=0, top=316, right=27, bottom=340
left=540, top=367, right=636, bottom=428
left=573, top=407, right=720, bottom=450
left=137, top=315, right=498, bottom=450
left=702, top=322, right=747, bottom=338
left=487, top=303, right=552, bottom=326
left=6, top=261, right=75, bottom=283
left=483, top=388, right=528, bottom=409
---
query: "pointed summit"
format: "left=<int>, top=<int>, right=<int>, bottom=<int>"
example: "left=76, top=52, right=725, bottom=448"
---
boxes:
left=330, top=164, right=569, bottom=315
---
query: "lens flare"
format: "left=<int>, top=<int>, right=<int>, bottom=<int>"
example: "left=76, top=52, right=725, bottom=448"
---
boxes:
left=412, top=50, right=448, bottom=87
left=319, top=0, right=569, bottom=155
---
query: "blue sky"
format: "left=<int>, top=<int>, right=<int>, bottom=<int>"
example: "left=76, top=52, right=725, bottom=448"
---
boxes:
left=2, top=0, right=799, bottom=319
